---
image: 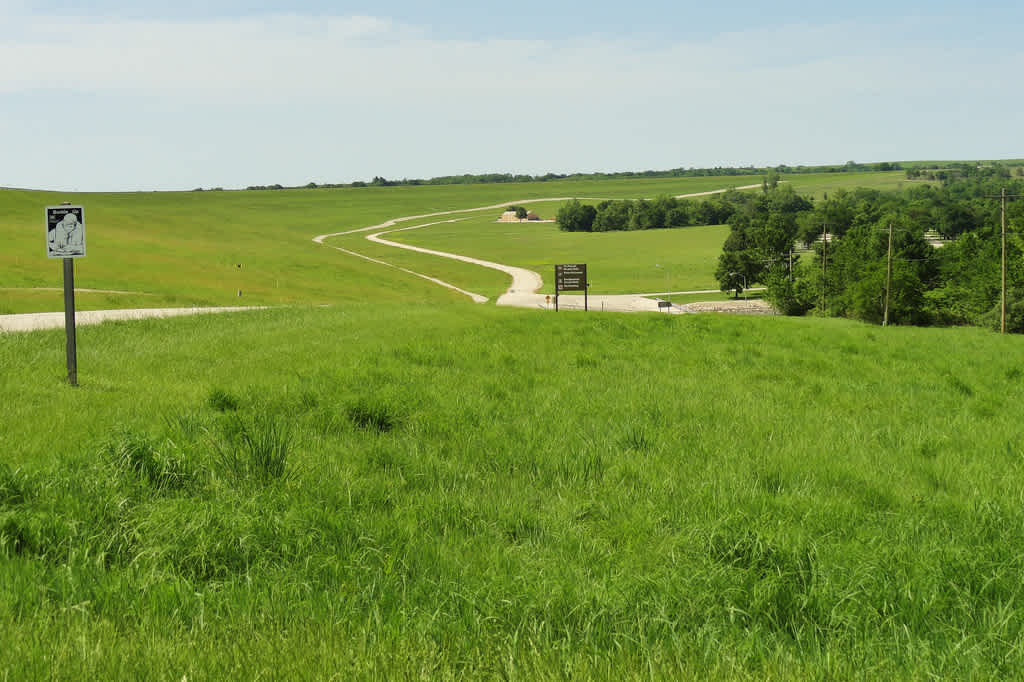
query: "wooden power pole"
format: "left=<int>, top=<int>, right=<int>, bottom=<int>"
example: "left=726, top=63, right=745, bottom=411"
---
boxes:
left=884, top=222, right=893, bottom=327
left=984, top=187, right=1023, bottom=334
left=1003, top=188, right=1007, bottom=334
left=821, top=224, right=828, bottom=314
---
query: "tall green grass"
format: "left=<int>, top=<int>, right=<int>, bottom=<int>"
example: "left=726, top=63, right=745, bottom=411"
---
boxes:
left=2, top=305, right=1023, bottom=677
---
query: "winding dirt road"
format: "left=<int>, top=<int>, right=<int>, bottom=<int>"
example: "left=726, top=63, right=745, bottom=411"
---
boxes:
left=1, top=183, right=766, bottom=332
left=314, top=184, right=765, bottom=313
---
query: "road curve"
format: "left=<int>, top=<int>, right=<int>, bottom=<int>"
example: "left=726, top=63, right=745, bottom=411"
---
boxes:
left=314, top=184, right=763, bottom=311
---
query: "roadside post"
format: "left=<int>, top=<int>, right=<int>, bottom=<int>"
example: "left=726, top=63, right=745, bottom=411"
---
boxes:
left=555, top=264, right=587, bottom=312
left=45, top=204, right=86, bottom=386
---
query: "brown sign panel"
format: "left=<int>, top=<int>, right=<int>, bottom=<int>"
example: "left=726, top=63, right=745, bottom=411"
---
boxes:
left=555, top=263, right=587, bottom=291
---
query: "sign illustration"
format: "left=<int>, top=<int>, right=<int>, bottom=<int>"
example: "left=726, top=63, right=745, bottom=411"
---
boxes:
left=45, top=205, right=86, bottom=258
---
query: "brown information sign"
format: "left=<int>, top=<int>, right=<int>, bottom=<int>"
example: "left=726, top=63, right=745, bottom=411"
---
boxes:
left=554, top=263, right=588, bottom=312
left=555, top=263, right=587, bottom=291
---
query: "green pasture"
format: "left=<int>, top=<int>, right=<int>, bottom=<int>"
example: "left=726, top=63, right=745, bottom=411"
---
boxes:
left=780, top=170, right=909, bottom=199
left=376, top=209, right=732, bottom=294
left=2, top=305, right=1024, bottom=677
left=0, top=170, right=909, bottom=314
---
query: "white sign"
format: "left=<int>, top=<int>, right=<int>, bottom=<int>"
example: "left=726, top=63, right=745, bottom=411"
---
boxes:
left=45, top=205, right=86, bottom=258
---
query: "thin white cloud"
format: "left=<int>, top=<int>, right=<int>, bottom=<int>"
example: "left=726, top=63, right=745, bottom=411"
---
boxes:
left=1, top=14, right=1015, bottom=99
left=1, top=12, right=1021, bottom=190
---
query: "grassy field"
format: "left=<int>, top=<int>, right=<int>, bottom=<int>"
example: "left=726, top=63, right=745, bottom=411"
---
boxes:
left=2, top=304, right=1023, bottom=678
left=0, top=170, right=909, bottom=314
left=377, top=212, right=731, bottom=295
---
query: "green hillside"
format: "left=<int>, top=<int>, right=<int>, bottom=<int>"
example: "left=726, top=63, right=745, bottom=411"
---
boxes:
left=0, top=171, right=910, bottom=314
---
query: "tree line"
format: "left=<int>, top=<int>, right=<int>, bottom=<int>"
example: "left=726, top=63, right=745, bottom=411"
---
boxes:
left=216, top=159, right=922, bottom=193
left=556, top=194, right=740, bottom=232
left=716, top=170, right=1024, bottom=331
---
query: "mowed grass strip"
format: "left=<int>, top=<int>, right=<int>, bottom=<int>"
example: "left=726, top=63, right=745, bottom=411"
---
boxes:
left=1, top=304, right=1024, bottom=677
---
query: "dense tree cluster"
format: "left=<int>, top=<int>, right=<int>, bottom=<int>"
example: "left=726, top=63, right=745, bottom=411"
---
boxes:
left=556, top=193, right=742, bottom=233
left=716, top=171, right=1024, bottom=331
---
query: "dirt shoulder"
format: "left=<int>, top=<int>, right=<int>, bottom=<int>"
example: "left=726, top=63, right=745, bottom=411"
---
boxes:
left=0, top=306, right=264, bottom=333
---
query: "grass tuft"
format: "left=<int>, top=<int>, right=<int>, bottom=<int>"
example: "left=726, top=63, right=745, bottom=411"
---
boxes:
left=0, top=463, right=32, bottom=505
left=103, top=429, right=199, bottom=492
left=207, top=387, right=241, bottom=412
left=211, top=412, right=293, bottom=484
left=347, top=399, right=399, bottom=434
left=947, top=374, right=974, bottom=397
left=620, top=423, right=653, bottom=453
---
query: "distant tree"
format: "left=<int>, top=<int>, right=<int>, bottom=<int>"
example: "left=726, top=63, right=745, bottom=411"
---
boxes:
left=695, top=200, right=721, bottom=225
left=515, top=206, right=528, bottom=220
left=715, top=250, right=757, bottom=298
left=556, top=199, right=596, bottom=232
left=715, top=186, right=812, bottom=296
left=665, top=205, right=691, bottom=227
left=934, top=203, right=978, bottom=239
left=765, top=263, right=815, bottom=315
left=627, top=200, right=655, bottom=230
left=592, top=200, right=631, bottom=232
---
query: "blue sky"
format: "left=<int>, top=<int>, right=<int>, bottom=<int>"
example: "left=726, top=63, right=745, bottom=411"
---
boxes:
left=2, top=1, right=1022, bottom=191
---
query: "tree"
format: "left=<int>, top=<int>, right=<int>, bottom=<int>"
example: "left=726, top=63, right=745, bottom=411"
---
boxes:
left=556, top=199, right=596, bottom=232
left=714, top=186, right=812, bottom=296
left=515, top=206, right=528, bottom=220
left=592, top=201, right=630, bottom=232
left=627, top=200, right=654, bottom=230
left=765, top=263, right=815, bottom=315
left=666, top=205, right=691, bottom=228
left=715, top=250, right=757, bottom=298
left=934, top=203, right=978, bottom=238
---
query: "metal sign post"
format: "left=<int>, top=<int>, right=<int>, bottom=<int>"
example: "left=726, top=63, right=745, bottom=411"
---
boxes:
left=62, top=258, right=78, bottom=385
left=45, top=205, right=86, bottom=386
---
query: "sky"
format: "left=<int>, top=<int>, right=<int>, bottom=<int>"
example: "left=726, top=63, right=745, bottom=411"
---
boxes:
left=1, top=1, right=1022, bottom=191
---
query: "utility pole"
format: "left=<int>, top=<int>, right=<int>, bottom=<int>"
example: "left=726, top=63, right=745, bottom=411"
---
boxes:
left=821, top=224, right=828, bottom=314
left=1002, top=188, right=1007, bottom=334
left=883, top=222, right=893, bottom=327
left=984, top=187, right=1023, bottom=334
